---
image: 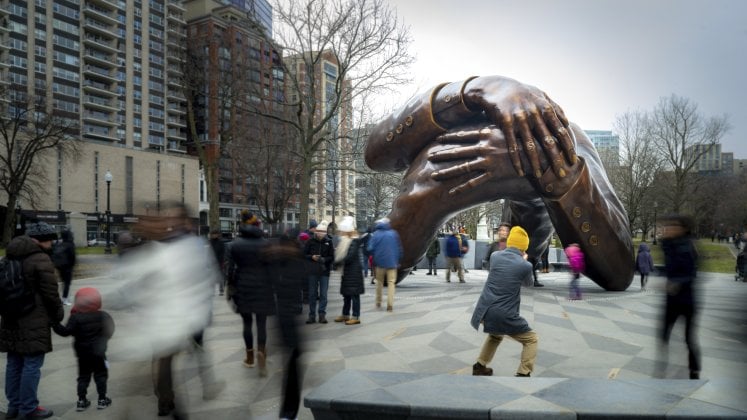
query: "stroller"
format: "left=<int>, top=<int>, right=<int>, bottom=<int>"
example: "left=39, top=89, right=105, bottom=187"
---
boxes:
left=736, top=250, right=747, bottom=282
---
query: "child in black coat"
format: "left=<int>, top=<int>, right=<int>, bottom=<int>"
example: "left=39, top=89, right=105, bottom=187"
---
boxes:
left=53, top=287, right=115, bottom=411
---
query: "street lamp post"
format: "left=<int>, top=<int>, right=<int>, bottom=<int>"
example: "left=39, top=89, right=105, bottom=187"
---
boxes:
left=104, top=170, right=113, bottom=254
left=652, top=201, right=658, bottom=245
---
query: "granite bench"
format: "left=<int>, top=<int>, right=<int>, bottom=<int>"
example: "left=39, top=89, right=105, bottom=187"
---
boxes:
left=304, top=370, right=747, bottom=419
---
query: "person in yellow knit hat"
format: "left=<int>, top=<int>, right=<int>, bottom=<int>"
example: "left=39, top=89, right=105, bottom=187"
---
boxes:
left=470, top=226, right=539, bottom=377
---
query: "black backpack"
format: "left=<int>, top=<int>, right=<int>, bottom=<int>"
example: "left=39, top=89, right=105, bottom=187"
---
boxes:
left=0, top=257, right=36, bottom=318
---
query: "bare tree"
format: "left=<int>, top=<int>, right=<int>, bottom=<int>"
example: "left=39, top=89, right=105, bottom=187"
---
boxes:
left=649, top=95, right=730, bottom=213
left=256, top=0, right=414, bottom=228
left=229, top=116, right=300, bottom=233
left=356, top=170, right=400, bottom=225
left=180, top=23, right=279, bottom=231
left=610, top=110, right=662, bottom=237
left=0, top=89, right=79, bottom=246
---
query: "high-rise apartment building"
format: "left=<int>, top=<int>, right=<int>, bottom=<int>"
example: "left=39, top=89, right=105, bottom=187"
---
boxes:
left=285, top=50, right=356, bottom=226
left=585, top=130, right=620, bottom=168
left=687, top=143, right=722, bottom=174
left=0, top=0, right=199, bottom=244
left=184, top=0, right=293, bottom=233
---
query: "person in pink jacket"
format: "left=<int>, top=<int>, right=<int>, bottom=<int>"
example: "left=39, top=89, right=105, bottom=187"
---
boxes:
left=565, top=244, right=585, bottom=300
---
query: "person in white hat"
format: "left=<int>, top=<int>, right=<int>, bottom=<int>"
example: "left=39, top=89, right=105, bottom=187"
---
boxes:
left=333, top=216, right=364, bottom=325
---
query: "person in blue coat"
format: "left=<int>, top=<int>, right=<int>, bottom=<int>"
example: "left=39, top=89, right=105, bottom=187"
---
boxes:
left=367, top=218, right=403, bottom=312
left=635, top=242, right=655, bottom=291
left=470, top=226, right=538, bottom=377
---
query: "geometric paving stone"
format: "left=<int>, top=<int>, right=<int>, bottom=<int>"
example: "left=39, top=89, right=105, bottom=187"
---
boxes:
left=428, top=331, right=475, bottom=353
left=580, top=332, right=644, bottom=356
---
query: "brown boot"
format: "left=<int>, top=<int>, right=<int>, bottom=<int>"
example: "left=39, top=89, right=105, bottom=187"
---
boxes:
left=257, top=345, right=267, bottom=377
left=334, top=315, right=350, bottom=322
left=345, top=317, right=360, bottom=325
left=472, top=362, right=493, bottom=376
left=243, top=349, right=255, bottom=368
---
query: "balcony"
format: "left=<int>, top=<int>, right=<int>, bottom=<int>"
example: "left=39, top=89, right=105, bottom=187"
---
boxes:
left=166, top=12, right=185, bottom=24
left=83, top=49, right=115, bottom=68
left=166, top=90, right=185, bottom=101
left=83, top=64, right=118, bottom=83
left=167, top=102, right=186, bottom=114
left=168, top=141, right=187, bottom=153
left=167, top=128, right=186, bottom=140
left=167, top=116, right=186, bottom=127
left=167, top=25, right=186, bottom=37
left=83, top=79, right=117, bottom=96
left=166, top=1, right=186, bottom=12
left=83, top=18, right=117, bottom=39
left=83, top=4, right=119, bottom=26
left=82, top=124, right=119, bottom=141
left=82, top=111, right=117, bottom=126
left=86, top=0, right=119, bottom=11
left=83, top=95, right=118, bottom=112
left=166, top=64, right=182, bottom=76
left=83, top=34, right=118, bottom=54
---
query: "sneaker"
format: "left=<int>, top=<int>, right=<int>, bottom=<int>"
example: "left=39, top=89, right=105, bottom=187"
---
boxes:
left=386, top=305, right=393, bottom=312
left=690, top=371, right=700, bottom=380
left=533, top=281, right=544, bottom=287
left=63, top=298, right=72, bottom=306
left=97, top=397, right=112, bottom=410
left=76, top=398, right=91, bottom=412
left=472, top=362, right=493, bottom=376
left=515, top=372, right=531, bottom=377
left=24, top=407, right=53, bottom=419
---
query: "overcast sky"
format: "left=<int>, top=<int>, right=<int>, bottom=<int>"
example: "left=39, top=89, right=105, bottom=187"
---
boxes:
left=381, top=0, right=746, bottom=159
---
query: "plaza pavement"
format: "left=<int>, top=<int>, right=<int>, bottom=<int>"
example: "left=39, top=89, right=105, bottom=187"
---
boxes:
left=2, top=255, right=746, bottom=419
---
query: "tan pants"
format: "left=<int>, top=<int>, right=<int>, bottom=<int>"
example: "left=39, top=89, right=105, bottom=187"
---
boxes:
left=375, top=267, right=396, bottom=309
left=477, top=331, right=538, bottom=375
left=445, top=257, right=464, bottom=282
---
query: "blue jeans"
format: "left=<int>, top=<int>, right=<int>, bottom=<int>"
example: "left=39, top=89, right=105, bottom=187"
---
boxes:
left=342, top=294, right=361, bottom=317
left=5, top=352, right=45, bottom=416
left=308, top=274, right=329, bottom=318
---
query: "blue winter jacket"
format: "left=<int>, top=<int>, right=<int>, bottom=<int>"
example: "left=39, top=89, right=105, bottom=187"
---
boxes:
left=367, top=221, right=403, bottom=269
left=445, top=235, right=462, bottom=258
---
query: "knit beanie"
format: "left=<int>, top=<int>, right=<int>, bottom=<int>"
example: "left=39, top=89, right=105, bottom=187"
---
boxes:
left=506, top=226, right=529, bottom=252
left=309, top=219, right=318, bottom=229
left=71, top=287, right=102, bottom=314
left=240, top=210, right=260, bottom=226
left=25, top=221, right=58, bottom=242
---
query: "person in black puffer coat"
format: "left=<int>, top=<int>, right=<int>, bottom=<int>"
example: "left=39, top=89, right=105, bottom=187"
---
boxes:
left=333, top=216, right=365, bottom=325
left=1, top=222, right=64, bottom=420
left=225, top=211, right=275, bottom=377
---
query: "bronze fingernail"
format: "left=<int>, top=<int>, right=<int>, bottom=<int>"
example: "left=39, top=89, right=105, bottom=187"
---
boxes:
left=518, top=169, right=525, bottom=177
left=535, top=170, right=542, bottom=178
left=559, top=168, right=566, bottom=178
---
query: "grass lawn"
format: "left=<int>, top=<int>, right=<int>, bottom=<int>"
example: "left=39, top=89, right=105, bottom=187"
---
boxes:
left=633, top=238, right=737, bottom=274
left=1, top=245, right=117, bottom=257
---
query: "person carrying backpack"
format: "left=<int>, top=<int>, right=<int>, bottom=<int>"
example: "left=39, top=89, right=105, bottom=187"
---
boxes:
left=52, top=230, right=77, bottom=305
left=1, top=221, right=64, bottom=420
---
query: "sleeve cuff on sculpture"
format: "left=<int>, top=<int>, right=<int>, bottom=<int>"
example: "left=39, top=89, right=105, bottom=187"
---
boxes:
left=432, top=76, right=480, bottom=127
left=539, top=157, right=587, bottom=201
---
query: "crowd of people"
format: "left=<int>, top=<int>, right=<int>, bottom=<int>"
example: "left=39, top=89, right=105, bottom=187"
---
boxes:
left=1, top=206, right=733, bottom=419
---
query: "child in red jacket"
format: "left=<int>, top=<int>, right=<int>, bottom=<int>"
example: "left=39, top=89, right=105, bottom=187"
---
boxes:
left=53, top=287, right=115, bottom=411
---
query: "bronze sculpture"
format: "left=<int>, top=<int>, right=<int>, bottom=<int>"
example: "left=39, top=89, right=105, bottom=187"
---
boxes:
left=365, top=75, right=634, bottom=291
